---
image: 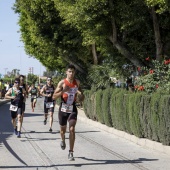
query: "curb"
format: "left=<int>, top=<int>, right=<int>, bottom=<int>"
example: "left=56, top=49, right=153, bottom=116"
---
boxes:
left=77, top=108, right=170, bottom=156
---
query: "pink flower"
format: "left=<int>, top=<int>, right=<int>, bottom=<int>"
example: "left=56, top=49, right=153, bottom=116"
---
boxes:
left=149, top=70, right=154, bottom=74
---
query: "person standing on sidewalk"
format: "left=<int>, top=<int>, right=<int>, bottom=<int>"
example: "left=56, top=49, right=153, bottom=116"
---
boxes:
left=40, top=77, right=55, bottom=132
left=52, top=64, right=84, bottom=161
left=5, top=78, right=26, bottom=138
left=28, top=83, right=38, bottom=112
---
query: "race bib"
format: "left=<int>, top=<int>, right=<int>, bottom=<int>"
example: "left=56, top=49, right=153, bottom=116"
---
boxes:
left=66, top=87, right=78, bottom=105
left=46, top=102, right=54, bottom=108
left=9, top=104, right=18, bottom=112
left=61, top=103, right=73, bottom=113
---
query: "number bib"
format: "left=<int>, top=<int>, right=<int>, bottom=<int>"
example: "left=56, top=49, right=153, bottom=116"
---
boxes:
left=46, top=102, right=54, bottom=108
left=61, top=103, right=73, bottom=113
left=9, top=104, right=18, bottom=112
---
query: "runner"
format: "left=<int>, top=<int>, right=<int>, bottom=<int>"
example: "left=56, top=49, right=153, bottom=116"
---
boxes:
left=19, top=75, right=28, bottom=127
left=28, top=83, right=37, bottom=112
left=40, top=77, right=55, bottom=132
left=5, top=78, right=26, bottom=138
left=52, top=64, right=84, bottom=161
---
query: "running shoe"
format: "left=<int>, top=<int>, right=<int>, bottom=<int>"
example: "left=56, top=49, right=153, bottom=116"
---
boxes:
left=60, top=140, right=66, bottom=150
left=44, top=119, right=47, bottom=125
left=49, top=128, right=52, bottom=132
left=14, top=128, right=17, bottom=135
left=68, top=151, right=75, bottom=161
left=17, top=131, right=21, bottom=138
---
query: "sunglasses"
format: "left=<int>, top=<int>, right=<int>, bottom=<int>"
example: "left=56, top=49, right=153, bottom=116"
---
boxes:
left=15, top=81, right=19, bottom=84
left=47, top=79, right=52, bottom=81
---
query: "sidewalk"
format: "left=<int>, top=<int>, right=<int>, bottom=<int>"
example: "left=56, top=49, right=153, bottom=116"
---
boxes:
left=1, top=99, right=170, bottom=156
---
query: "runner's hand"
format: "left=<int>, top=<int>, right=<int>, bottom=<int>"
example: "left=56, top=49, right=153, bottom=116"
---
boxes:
left=47, top=94, right=52, bottom=97
left=11, top=96, right=16, bottom=99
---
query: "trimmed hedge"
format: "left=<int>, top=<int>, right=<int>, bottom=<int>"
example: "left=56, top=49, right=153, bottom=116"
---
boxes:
left=102, top=88, right=112, bottom=127
left=83, top=89, right=170, bottom=146
left=96, top=90, right=104, bottom=123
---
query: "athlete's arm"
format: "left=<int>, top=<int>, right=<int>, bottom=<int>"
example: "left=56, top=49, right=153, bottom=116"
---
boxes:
left=76, top=80, right=85, bottom=102
left=5, top=88, right=15, bottom=99
left=28, top=87, right=32, bottom=93
left=52, top=80, right=71, bottom=100
left=25, top=84, right=29, bottom=98
left=22, top=89, right=27, bottom=102
left=40, top=85, right=46, bottom=97
left=52, top=80, right=64, bottom=100
left=40, top=85, right=51, bottom=97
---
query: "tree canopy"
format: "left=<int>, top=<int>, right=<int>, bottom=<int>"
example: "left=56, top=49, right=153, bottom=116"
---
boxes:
left=14, top=0, right=170, bottom=88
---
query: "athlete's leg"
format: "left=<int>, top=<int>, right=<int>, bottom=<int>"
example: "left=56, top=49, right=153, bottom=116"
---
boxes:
left=49, top=111, right=54, bottom=131
left=33, top=99, right=36, bottom=108
left=68, top=109, right=77, bottom=161
left=17, top=108, right=22, bottom=138
left=11, top=118, right=16, bottom=129
left=17, top=114, right=22, bottom=132
left=58, top=105, right=68, bottom=149
left=44, top=102, right=48, bottom=125
left=30, top=98, right=34, bottom=112
left=68, top=114, right=77, bottom=152
left=11, top=111, right=17, bottom=135
left=32, top=102, right=34, bottom=112
left=21, top=102, right=25, bottom=127
left=60, top=125, right=67, bottom=140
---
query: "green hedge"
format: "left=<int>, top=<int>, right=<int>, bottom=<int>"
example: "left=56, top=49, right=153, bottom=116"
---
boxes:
left=96, top=90, right=104, bottom=123
left=102, top=88, right=112, bottom=127
left=83, top=89, right=170, bottom=146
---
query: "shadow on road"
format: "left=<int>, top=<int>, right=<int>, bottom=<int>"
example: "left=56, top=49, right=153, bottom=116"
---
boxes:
left=0, top=156, right=158, bottom=169
left=0, top=102, right=28, bottom=166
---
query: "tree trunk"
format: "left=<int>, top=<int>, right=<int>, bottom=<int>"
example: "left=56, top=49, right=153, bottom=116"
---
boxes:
left=109, top=17, right=144, bottom=67
left=63, top=56, right=87, bottom=75
left=151, top=6, right=163, bottom=61
left=91, top=43, right=98, bottom=65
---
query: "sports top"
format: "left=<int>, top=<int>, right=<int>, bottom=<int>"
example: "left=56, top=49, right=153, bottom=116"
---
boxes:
left=44, top=84, right=55, bottom=102
left=61, top=79, right=78, bottom=105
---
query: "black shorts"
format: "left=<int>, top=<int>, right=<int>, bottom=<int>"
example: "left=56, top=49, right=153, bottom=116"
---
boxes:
left=11, top=107, right=23, bottom=119
left=58, top=103, right=78, bottom=126
left=31, top=97, right=37, bottom=103
left=22, top=102, right=25, bottom=112
left=44, top=102, right=54, bottom=113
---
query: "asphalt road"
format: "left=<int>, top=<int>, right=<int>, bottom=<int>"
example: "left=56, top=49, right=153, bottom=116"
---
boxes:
left=0, top=97, right=170, bottom=170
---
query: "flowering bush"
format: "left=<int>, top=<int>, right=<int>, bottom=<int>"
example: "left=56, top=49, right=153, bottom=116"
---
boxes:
left=134, top=58, right=170, bottom=94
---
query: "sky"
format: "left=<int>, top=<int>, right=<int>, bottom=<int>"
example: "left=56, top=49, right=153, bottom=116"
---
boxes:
left=0, top=0, right=46, bottom=77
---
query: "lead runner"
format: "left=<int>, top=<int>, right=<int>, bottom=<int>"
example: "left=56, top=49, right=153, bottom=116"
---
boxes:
left=52, top=64, right=84, bottom=161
